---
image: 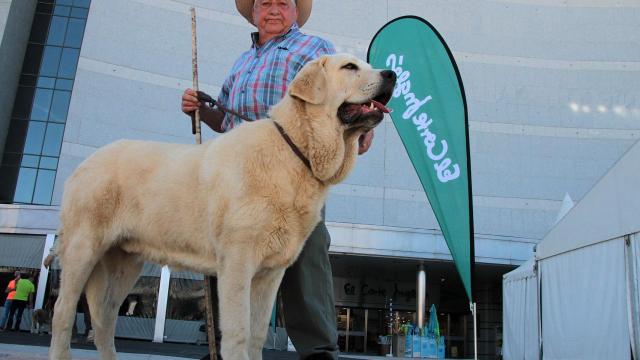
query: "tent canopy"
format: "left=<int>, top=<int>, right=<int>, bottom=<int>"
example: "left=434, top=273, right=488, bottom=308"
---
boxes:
left=503, top=258, right=535, bottom=283
left=536, top=140, right=640, bottom=260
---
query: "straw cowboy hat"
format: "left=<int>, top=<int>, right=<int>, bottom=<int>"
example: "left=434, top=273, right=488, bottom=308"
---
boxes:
left=236, top=0, right=312, bottom=27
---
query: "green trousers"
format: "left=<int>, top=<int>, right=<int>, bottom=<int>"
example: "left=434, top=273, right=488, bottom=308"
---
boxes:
left=281, top=219, right=338, bottom=359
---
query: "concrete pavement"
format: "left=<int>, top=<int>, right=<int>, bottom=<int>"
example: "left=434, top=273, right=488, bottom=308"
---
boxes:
left=0, top=342, right=186, bottom=360
left=0, top=331, right=464, bottom=359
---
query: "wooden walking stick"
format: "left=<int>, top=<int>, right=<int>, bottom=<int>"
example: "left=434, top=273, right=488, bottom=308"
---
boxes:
left=191, top=7, right=202, bottom=145
left=191, top=7, right=217, bottom=359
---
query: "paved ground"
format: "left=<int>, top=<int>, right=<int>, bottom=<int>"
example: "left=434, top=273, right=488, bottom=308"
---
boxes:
left=0, top=330, right=205, bottom=359
left=0, top=343, right=179, bottom=360
left=0, top=330, right=418, bottom=359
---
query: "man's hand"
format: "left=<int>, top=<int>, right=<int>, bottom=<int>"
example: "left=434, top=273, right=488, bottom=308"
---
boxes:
left=181, top=88, right=201, bottom=115
left=180, top=88, right=226, bottom=133
left=182, top=89, right=202, bottom=115
left=358, top=129, right=374, bottom=155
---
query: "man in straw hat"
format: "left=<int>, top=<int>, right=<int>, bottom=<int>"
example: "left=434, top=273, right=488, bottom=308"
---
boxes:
left=181, top=1, right=375, bottom=358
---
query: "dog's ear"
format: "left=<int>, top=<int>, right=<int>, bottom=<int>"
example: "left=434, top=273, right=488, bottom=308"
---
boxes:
left=289, top=57, right=327, bottom=105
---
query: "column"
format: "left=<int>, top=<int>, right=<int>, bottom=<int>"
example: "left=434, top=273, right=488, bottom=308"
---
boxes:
left=416, top=263, right=426, bottom=330
left=35, top=233, right=55, bottom=310
left=153, top=265, right=171, bottom=343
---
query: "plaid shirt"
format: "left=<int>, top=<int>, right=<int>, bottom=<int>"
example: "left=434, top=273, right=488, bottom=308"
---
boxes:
left=218, top=23, right=335, bottom=131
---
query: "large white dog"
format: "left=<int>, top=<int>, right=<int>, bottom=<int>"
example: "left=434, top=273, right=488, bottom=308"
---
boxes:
left=49, top=54, right=396, bottom=360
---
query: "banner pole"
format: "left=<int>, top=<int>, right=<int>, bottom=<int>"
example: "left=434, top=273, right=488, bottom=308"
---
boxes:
left=471, top=302, right=478, bottom=360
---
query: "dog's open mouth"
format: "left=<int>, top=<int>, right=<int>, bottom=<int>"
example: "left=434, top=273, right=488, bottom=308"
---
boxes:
left=338, top=91, right=393, bottom=127
left=347, top=98, right=392, bottom=115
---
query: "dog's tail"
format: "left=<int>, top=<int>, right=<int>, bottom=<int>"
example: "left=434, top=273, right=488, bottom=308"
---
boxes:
left=51, top=228, right=63, bottom=263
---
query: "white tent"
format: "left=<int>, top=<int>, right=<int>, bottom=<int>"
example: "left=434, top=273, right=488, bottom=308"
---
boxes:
left=503, top=140, right=640, bottom=360
left=502, top=258, right=539, bottom=360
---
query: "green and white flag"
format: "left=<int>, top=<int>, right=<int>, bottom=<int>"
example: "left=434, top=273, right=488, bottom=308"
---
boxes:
left=368, top=16, right=475, bottom=301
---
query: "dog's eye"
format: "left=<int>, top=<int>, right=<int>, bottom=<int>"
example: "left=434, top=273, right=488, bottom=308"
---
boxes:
left=341, top=63, right=359, bottom=71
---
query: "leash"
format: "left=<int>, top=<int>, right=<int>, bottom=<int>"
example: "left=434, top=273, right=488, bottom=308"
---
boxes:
left=192, top=90, right=253, bottom=134
left=193, top=90, right=315, bottom=175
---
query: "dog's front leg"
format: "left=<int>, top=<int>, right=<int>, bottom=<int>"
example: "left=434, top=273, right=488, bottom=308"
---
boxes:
left=217, top=254, right=256, bottom=360
left=249, top=269, right=286, bottom=360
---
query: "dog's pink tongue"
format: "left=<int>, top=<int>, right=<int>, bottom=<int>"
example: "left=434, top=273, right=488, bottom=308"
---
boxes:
left=371, top=99, right=391, bottom=113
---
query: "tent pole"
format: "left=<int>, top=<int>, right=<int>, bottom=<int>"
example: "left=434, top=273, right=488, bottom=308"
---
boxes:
left=624, top=235, right=638, bottom=359
left=536, top=257, right=543, bottom=360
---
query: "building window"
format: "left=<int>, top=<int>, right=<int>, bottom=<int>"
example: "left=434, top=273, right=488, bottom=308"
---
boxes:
left=0, top=0, right=91, bottom=205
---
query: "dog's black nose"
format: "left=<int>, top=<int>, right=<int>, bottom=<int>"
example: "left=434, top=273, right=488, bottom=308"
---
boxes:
left=381, top=70, right=397, bottom=81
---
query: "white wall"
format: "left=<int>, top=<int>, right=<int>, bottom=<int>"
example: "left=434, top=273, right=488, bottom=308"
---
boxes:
left=8, top=0, right=638, bottom=265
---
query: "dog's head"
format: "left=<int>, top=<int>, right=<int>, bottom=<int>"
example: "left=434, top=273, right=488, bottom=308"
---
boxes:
left=288, top=53, right=396, bottom=133
left=274, top=54, right=396, bottom=183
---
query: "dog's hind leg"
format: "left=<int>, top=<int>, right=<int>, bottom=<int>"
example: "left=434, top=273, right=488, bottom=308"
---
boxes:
left=217, top=251, right=256, bottom=360
left=50, top=231, right=104, bottom=360
left=249, top=269, right=285, bottom=360
left=85, top=248, right=143, bottom=360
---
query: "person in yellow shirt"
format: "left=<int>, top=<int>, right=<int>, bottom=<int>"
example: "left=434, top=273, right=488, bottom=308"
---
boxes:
left=0, top=271, right=20, bottom=330
left=4, top=273, right=35, bottom=331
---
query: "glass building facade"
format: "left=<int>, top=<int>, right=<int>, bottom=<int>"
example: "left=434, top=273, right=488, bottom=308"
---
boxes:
left=0, top=0, right=90, bottom=205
